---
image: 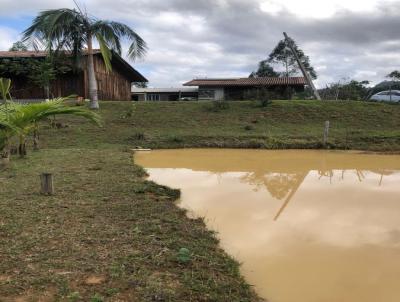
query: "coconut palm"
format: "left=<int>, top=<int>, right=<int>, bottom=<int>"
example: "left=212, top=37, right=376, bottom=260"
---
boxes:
left=0, top=98, right=101, bottom=160
left=22, top=8, right=147, bottom=109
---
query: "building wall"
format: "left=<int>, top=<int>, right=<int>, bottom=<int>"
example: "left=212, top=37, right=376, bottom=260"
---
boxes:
left=200, top=85, right=306, bottom=100
left=7, top=72, right=85, bottom=100
left=198, top=86, right=225, bottom=100
left=4, top=55, right=134, bottom=101
left=132, top=91, right=198, bottom=101
left=89, top=55, right=132, bottom=101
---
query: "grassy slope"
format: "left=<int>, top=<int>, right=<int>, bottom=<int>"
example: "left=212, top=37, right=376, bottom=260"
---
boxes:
left=41, top=100, right=400, bottom=152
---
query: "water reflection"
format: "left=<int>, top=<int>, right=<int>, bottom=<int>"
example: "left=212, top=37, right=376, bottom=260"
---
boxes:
left=135, top=149, right=400, bottom=302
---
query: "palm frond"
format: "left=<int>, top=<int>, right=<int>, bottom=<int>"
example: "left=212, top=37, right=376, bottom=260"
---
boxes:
left=92, top=21, right=147, bottom=61
left=1, top=98, right=102, bottom=134
left=96, top=33, right=113, bottom=72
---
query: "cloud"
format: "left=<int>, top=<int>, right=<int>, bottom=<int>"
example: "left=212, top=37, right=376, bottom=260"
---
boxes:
left=0, top=26, right=19, bottom=50
left=1, top=0, right=399, bottom=87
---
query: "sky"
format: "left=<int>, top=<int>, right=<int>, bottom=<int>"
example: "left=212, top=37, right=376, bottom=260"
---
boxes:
left=0, top=0, right=399, bottom=88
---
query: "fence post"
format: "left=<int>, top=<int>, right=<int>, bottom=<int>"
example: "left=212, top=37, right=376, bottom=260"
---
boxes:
left=323, top=121, right=330, bottom=146
left=40, top=173, right=54, bottom=195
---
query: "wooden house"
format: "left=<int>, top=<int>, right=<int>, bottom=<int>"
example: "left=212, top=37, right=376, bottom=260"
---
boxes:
left=0, top=50, right=147, bottom=101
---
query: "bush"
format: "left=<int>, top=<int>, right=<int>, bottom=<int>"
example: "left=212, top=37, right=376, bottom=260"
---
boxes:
left=132, top=131, right=145, bottom=140
left=206, top=101, right=230, bottom=112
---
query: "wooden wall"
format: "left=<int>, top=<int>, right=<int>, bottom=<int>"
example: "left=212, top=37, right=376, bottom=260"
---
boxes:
left=90, top=55, right=132, bottom=101
left=8, top=73, right=84, bottom=100
left=5, top=54, right=133, bottom=101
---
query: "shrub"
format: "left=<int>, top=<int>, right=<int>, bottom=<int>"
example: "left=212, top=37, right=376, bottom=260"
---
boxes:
left=132, top=131, right=145, bottom=140
left=206, top=101, right=230, bottom=112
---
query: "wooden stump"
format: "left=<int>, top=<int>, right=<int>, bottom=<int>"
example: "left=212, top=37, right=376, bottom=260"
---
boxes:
left=40, top=173, right=54, bottom=195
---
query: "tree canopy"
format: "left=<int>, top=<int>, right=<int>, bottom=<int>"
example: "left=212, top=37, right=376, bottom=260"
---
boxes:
left=249, top=60, right=279, bottom=78
left=268, top=37, right=317, bottom=80
left=9, top=41, right=28, bottom=51
left=387, top=70, right=400, bottom=80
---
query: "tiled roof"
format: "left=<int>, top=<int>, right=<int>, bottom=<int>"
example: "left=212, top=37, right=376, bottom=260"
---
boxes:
left=183, top=77, right=307, bottom=87
left=0, top=50, right=102, bottom=58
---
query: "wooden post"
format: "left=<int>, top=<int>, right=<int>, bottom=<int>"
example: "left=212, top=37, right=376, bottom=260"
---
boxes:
left=283, top=32, right=322, bottom=101
left=40, top=173, right=54, bottom=195
left=323, top=121, right=330, bottom=146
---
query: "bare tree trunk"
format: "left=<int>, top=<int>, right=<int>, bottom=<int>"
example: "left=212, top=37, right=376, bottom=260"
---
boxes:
left=1, top=140, right=10, bottom=166
left=45, top=85, right=50, bottom=100
left=18, top=135, right=27, bottom=158
left=87, top=35, right=100, bottom=110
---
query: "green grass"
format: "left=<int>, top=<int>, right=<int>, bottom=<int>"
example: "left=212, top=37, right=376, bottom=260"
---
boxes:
left=40, top=100, right=400, bottom=152
left=1, top=99, right=399, bottom=301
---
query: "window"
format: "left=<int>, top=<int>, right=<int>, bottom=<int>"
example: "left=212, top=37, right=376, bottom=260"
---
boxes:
left=147, top=94, right=160, bottom=101
left=199, top=89, right=215, bottom=99
left=378, top=91, right=389, bottom=95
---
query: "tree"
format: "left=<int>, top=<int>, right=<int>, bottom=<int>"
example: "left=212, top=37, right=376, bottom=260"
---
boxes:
left=385, top=70, right=400, bottom=102
left=22, top=8, right=147, bottom=109
left=387, top=70, right=400, bottom=80
left=319, top=79, right=370, bottom=100
left=133, top=82, right=148, bottom=88
left=28, top=57, right=57, bottom=99
left=249, top=60, right=279, bottom=78
left=268, top=38, right=317, bottom=80
left=9, top=41, right=28, bottom=51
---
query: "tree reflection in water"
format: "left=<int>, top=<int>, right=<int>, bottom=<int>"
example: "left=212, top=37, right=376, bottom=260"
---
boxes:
left=240, top=169, right=396, bottom=221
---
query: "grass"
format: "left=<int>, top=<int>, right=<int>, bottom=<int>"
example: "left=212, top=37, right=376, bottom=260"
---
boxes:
left=39, top=100, right=400, bottom=152
left=1, top=99, right=399, bottom=301
left=0, top=149, right=260, bottom=301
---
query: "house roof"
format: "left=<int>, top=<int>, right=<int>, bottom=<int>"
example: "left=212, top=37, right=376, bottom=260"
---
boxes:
left=0, top=50, right=147, bottom=82
left=183, top=77, right=307, bottom=87
left=132, top=87, right=198, bottom=93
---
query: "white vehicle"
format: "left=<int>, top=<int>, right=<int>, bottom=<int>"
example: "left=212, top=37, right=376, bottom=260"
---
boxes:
left=370, top=90, right=400, bottom=102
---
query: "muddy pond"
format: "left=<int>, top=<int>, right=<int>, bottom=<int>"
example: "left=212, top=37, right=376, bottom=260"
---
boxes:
left=135, top=149, right=400, bottom=302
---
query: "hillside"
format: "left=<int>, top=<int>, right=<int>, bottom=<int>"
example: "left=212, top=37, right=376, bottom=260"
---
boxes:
left=42, top=100, right=400, bottom=152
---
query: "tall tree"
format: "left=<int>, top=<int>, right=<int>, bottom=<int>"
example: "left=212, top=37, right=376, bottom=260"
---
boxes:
left=22, top=8, right=147, bottom=109
left=387, top=70, right=400, bottom=81
left=9, top=41, right=28, bottom=51
left=249, top=60, right=279, bottom=78
left=268, top=38, right=317, bottom=80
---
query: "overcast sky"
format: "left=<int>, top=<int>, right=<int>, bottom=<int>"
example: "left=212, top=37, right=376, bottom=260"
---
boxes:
left=0, top=0, right=399, bottom=88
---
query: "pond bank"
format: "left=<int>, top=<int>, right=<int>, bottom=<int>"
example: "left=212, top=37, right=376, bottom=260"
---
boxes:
left=0, top=148, right=261, bottom=301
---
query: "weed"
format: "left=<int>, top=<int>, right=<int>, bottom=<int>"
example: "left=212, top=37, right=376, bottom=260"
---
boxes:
left=90, top=294, right=104, bottom=302
left=206, top=101, right=230, bottom=112
left=67, top=292, right=81, bottom=302
left=177, top=248, right=191, bottom=264
left=132, top=131, right=146, bottom=141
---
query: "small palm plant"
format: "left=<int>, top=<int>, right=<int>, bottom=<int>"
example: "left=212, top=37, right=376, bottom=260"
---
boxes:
left=0, top=97, right=101, bottom=161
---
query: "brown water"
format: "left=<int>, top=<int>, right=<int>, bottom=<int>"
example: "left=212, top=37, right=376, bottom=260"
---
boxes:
left=135, top=149, right=400, bottom=302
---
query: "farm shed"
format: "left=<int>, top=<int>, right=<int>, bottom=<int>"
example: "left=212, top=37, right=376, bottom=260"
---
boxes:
left=0, top=50, right=147, bottom=101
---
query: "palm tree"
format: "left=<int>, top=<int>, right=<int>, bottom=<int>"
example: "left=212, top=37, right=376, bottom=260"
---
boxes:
left=22, top=8, right=147, bottom=109
left=0, top=98, right=101, bottom=161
